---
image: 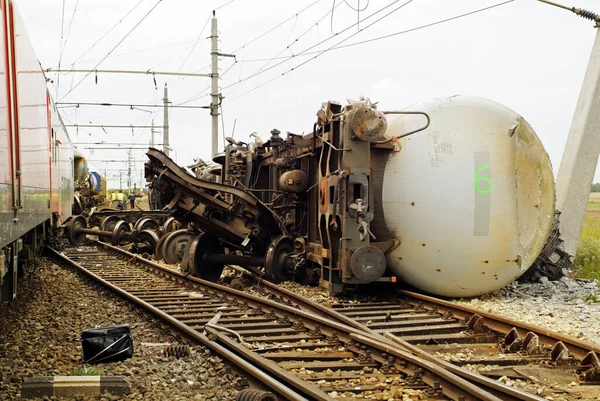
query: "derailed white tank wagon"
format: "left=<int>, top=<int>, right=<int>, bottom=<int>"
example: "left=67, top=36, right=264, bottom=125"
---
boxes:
left=371, top=96, right=555, bottom=297
left=131, top=95, right=557, bottom=297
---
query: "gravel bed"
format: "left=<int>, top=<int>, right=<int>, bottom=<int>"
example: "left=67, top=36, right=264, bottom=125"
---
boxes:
left=452, top=276, right=600, bottom=346
left=0, top=258, right=244, bottom=401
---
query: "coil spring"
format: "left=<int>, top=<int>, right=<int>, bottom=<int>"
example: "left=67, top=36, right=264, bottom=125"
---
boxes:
left=576, top=8, right=599, bottom=22
left=236, top=389, right=278, bottom=401
left=163, top=344, right=190, bottom=358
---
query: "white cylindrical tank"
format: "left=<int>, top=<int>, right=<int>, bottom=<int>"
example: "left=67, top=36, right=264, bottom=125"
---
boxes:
left=371, top=96, right=555, bottom=297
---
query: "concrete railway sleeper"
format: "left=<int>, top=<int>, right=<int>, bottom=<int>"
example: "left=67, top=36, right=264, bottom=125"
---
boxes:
left=48, top=241, right=514, bottom=401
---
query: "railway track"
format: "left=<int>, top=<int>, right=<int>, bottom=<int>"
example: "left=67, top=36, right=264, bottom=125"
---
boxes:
left=228, top=269, right=600, bottom=401
left=48, top=240, right=529, bottom=401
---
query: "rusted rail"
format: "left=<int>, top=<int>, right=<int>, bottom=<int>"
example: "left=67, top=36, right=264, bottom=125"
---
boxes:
left=230, top=267, right=600, bottom=398
left=49, top=241, right=509, bottom=401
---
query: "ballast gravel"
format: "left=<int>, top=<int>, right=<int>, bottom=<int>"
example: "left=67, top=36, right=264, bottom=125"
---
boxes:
left=452, top=276, right=600, bottom=346
left=0, top=258, right=244, bottom=401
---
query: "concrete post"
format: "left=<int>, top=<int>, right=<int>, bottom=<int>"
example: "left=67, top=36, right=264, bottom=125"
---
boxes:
left=555, top=28, right=600, bottom=256
left=211, top=11, right=219, bottom=158
left=163, top=85, right=170, bottom=158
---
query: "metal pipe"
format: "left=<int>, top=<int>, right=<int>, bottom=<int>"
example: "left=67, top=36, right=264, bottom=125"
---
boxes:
left=374, top=111, right=431, bottom=143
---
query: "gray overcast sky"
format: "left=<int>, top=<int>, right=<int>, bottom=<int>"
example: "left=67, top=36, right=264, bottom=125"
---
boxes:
left=16, top=0, right=599, bottom=189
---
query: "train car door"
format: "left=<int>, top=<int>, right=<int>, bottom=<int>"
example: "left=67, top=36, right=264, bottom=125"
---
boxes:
left=2, top=0, right=21, bottom=211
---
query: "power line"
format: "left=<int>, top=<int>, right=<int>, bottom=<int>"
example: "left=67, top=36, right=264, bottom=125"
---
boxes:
left=222, top=0, right=345, bottom=101
left=220, top=0, right=408, bottom=95
left=177, top=14, right=211, bottom=71
left=230, top=0, right=322, bottom=54
left=223, top=0, right=412, bottom=102
left=65, top=124, right=156, bottom=129
left=179, top=0, right=399, bottom=106
left=56, top=0, right=67, bottom=98
left=59, top=0, right=80, bottom=63
left=57, top=102, right=208, bottom=110
left=226, top=0, right=516, bottom=104
left=59, top=0, right=163, bottom=102
left=69, top=0, right=147, bottom=66
left=47, top=68, right=210, bottom=78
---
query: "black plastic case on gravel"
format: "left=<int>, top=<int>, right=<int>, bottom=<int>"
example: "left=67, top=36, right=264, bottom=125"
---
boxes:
left=81, top=324, right=133, bottom=364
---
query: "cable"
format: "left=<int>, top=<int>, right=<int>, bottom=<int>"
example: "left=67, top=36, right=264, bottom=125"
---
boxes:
left=59, top=0, right=80, bottom=63
left=220, top=0, right=406, bottom=95
left=230, top=0, right=322, bottom=54
left=224, top=0, right=411, bottom=101
left=59, top=0, right=163, bottom=102
left=178, top=14, right=211, bottom=71
left=223, top=0, right=344, bottom=100
left=69, top=0, right=147, bottom=66
left=226, top=0, right=515, bottom=103
left=56, top=0, right=67, bottom=98
left=180, top=0, right=367, bottom=104
left=215, top=0, right=237, bottom=10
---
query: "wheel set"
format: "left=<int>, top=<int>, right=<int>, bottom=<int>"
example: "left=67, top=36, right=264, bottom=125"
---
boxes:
left=64, top=214, right=295, bottom=285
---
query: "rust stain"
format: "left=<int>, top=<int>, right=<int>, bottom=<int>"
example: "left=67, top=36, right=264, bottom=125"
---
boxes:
left=481, top=272, right=486, bottom=274
left=436, top=269, right=441, bottom=272
left=421, top=243, right=426, bottom=247
left=410, top=202, right=415, bottom=206
left=482, top=260, right=489, bottom=264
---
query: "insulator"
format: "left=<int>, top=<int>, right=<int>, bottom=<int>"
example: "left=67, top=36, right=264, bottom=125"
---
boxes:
left=576, top=8, right=599, bottom=21
left=236, top=389, right=278, bottom=401
left=163, top=344, right=190, bottom=358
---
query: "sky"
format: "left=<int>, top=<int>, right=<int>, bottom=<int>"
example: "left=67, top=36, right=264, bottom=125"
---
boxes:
left=16, top=0, right=600, bottom=189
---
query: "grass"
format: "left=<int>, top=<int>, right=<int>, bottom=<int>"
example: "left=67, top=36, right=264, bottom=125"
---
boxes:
left=71, top=366, right=104, bottom=376
left=573, top=194, right=600, bottom=281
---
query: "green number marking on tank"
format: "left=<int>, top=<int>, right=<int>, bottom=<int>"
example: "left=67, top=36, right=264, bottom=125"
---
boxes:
left=474, top=164, right=491, bottom=193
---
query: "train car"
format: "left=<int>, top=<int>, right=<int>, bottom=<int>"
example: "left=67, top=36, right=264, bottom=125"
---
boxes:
left=0, top=0, right=73, bottom=302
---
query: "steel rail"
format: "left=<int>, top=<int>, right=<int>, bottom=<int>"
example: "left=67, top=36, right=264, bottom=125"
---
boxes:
left=398, top=289, right=600, bottom=360
left=228, top=266, right=545, bottom=401
left=45, top=246, right=307, bottom=401
left=50, top=241, right=506, bottom=401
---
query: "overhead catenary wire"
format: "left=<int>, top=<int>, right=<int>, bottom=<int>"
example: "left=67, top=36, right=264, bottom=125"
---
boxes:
left=225, top=0, right=516, bottom=104
left=179, top=0, right=396, bottom=106
left=222, top=0, right=345, bottom=100
left=56, top=0, right=67, bottom=98
left=177, top=14, right=212, bottom=71
left=220, top=0, right=409, bottom=96
left=68, top=0, right=147, bottom=66
left=57, top=102, right=208, bottom=110
left=59, top=0, right=163, bottom=102
left=230, top=0, right=322, bottom=54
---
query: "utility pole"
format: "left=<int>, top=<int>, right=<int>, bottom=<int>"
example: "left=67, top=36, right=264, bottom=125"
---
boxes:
left=127, top=149, right=132, bottom=197
left=210, top=11, right=219, bottom=158
left=150, top=119, right=155, bottom=147
left=119, top=172, right=122, bottom=191
left=163, top=84, right=170, bottom=158
left=547, top=2, right=600, bottom=256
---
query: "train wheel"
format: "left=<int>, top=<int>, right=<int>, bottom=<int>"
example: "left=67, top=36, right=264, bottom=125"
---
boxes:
left=111, top=221, right=131, bottom=246
left=135, top=229, right=160, bottom=254
left=188, top=233, right=224, bottom=282
left=66, top=215, right=87, bottom=246
left=100, top=215, right=120, bottom=242
left=265, top=236, right=294, bottom=283
left=134, top=217, right=159, bottom=232
left=154, top=233, right=170, bottom=260
left=161, top=229, right=190, bottom=265
left=162, top=217, right=181, bottom=234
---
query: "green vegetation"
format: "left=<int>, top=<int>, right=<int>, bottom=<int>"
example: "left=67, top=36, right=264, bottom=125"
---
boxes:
left=71, top=366, right=104, bottom=376
left=573, top=195, right=600, bottom=281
